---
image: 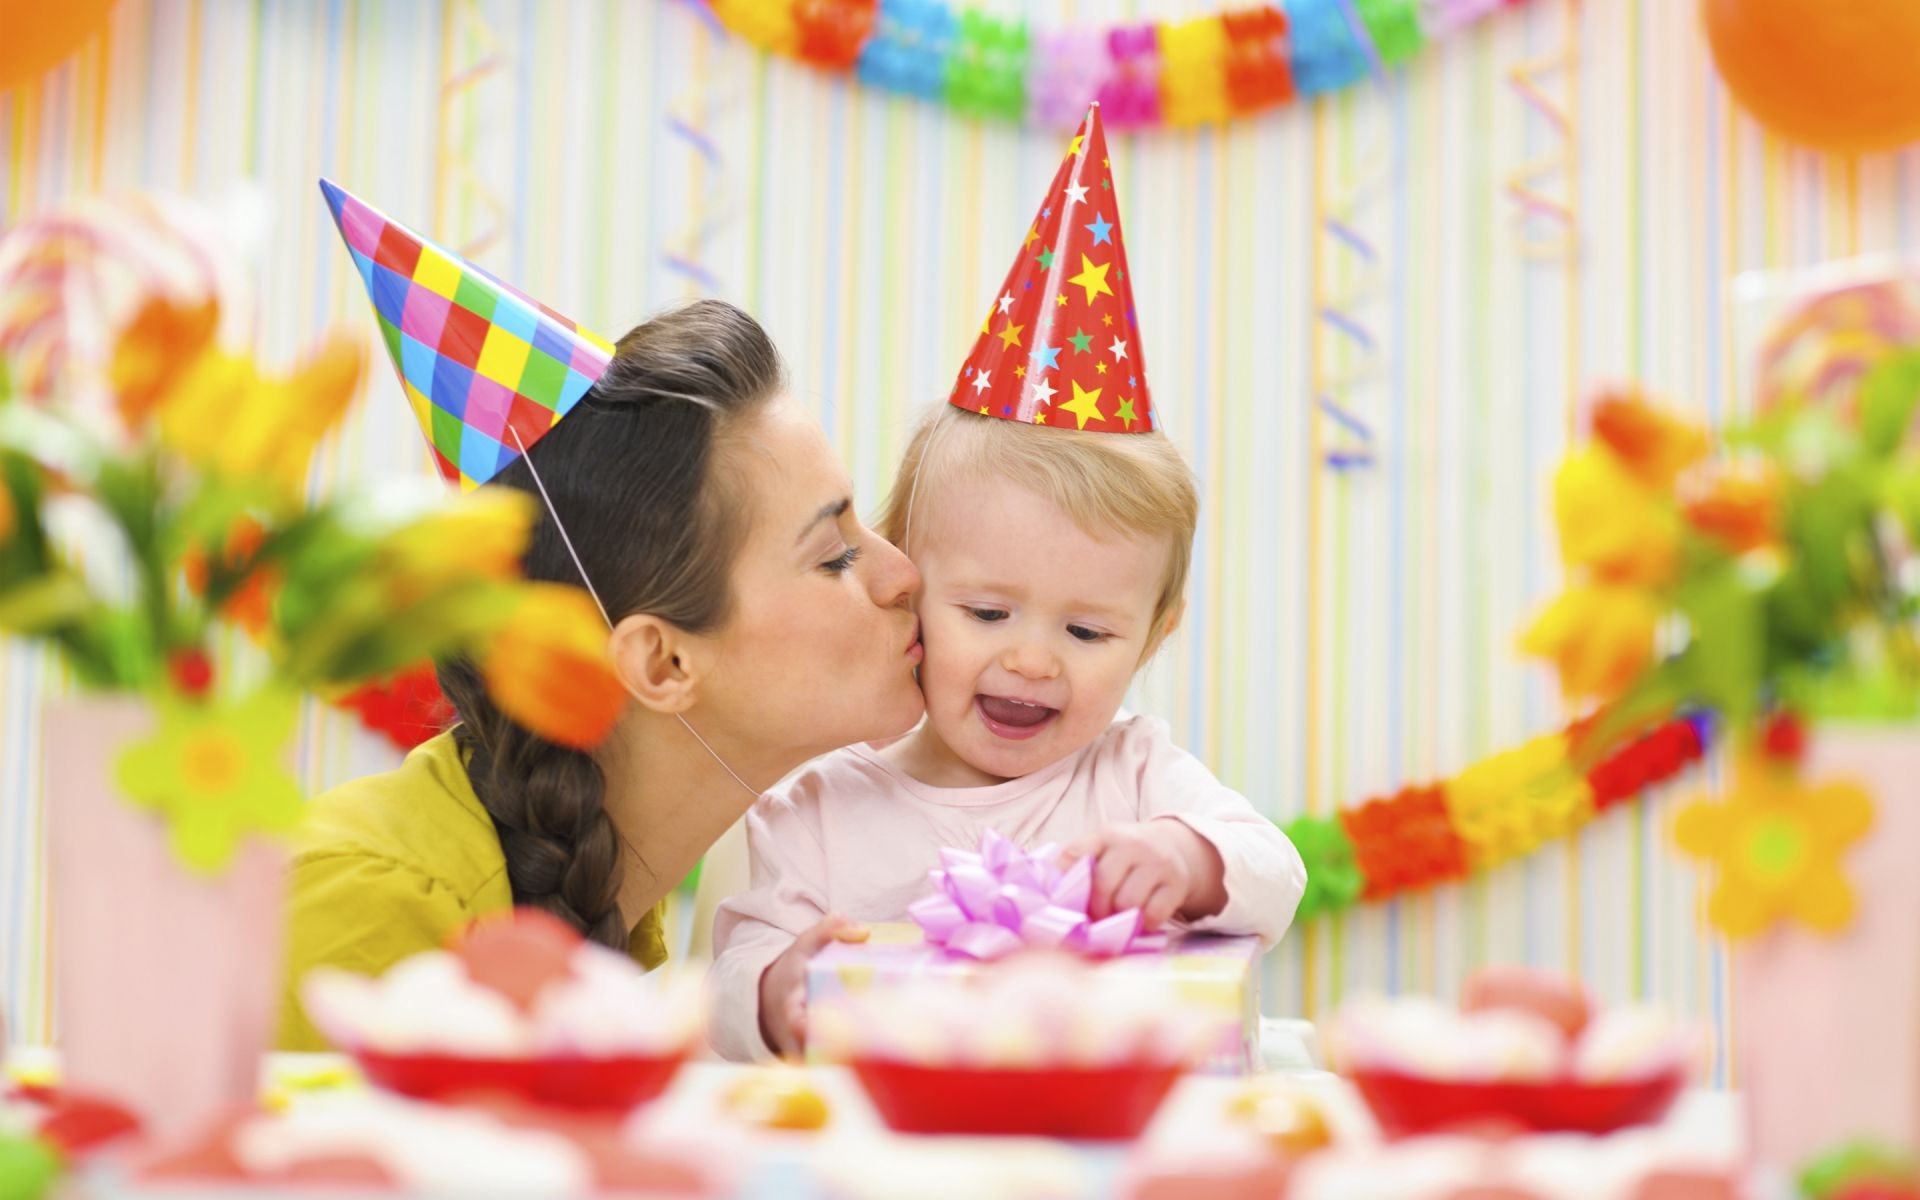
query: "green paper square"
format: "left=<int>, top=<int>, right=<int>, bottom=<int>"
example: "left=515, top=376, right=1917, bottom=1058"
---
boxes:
left=453, top=274, right=498, bottom=321
left=430, top=406, right=465, bottom=460
left=377, top=313, right=403, bottom=370
left=517, top=349, right=568, bottom=408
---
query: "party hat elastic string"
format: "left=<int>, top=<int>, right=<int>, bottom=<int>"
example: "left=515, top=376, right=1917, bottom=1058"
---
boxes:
left=506, top=425, right=764, bottom=803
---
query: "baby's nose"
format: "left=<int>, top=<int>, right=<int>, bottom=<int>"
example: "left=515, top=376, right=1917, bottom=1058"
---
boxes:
left=1002, top=640, right=1061, bottom=680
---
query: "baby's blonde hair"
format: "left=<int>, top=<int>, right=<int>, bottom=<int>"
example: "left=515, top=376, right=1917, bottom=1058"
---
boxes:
left=877, top=405, right=1199, bottom=658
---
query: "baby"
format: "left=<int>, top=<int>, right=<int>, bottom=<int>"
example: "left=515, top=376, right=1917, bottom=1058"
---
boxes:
left=709, top=403, right=1307, bottom=1060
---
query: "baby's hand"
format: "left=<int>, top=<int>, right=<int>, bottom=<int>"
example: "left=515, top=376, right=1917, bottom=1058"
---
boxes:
left=1062, top=820, right=1227, bottom=930
left=758, top=914, right=868, bottom=1058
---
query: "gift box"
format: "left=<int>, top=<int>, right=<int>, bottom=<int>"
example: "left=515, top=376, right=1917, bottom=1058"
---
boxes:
left=805, top=923, right=1262, bottom=1074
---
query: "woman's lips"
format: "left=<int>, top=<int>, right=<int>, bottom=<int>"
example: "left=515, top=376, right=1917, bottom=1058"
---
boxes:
left=975, top=694, right=1058, bottom=741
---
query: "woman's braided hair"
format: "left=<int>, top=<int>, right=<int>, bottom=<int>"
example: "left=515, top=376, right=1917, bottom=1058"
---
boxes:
left=437, top=299, right=785, bottom=945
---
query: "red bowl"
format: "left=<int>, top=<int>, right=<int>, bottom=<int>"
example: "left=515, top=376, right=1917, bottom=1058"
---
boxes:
left=850, top=1058, right=1183, bottom=1140
left=352, top=1049, right=687, bottom=1113
left=1349, top=1065, right=1686, bottom=1138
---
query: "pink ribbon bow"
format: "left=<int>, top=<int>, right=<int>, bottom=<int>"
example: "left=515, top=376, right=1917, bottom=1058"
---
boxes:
left=907, top=830, right=1170, bottom=962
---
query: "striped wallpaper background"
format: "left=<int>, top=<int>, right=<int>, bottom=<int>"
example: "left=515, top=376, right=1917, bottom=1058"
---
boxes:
left=5, top=0, right=1918, bottom=1078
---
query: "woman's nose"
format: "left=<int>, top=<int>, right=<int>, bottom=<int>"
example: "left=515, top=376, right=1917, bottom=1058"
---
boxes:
left=864, top=534, right=921, bottom=609
left=1001, top=640, right=1060, bottom=680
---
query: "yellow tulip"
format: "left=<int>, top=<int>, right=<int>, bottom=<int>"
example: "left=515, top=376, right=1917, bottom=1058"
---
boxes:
left=157, top=333, right=364, bottom=492
left=484, top=583, right=628, bottom=750
left=382, top=488, right=535, bottom=597
left=1519, top=584, right=1659, bottom=702
left=1554, top=447, right=1680, bottom=586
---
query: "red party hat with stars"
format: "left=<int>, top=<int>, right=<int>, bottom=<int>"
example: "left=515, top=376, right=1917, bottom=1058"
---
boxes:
left=949, top=105, right=1153, bottom=434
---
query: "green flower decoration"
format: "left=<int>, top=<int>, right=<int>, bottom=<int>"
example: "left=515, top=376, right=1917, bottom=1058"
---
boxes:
left=0, top=1130, right=61, bottom=1200
left=115, top=690, right=303, bottom=873
left=1282, top=813, right=1365, bottom=921
left=1799, top=1140, right=1918, bottom=1200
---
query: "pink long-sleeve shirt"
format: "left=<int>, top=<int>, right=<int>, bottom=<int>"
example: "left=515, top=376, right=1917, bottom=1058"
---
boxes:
left=707, top=714, right=1307, bottom=1062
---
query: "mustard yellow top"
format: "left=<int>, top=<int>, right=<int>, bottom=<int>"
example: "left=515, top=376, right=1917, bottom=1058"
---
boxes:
left=278, top=731, right=668, bottom=1051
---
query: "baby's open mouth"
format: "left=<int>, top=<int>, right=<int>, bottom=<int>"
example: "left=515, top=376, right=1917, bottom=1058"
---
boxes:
left=975, top=695, right=1058, bottom=740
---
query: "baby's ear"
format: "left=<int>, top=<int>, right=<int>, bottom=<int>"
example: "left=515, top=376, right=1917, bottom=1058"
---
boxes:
left=1159, top=599, right=1188, bottom=642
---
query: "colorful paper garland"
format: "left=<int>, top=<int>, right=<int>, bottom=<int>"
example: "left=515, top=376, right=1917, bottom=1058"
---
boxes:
left=704, top=0, right=1534, bottom=130
left=1286, top=712, right=1712, bottom=922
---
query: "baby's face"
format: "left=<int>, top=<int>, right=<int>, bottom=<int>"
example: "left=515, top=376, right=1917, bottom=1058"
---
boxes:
left=907, top=473, right=1170, bottom=784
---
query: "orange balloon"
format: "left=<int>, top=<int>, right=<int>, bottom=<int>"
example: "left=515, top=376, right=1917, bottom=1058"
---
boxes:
left=1703, top=0, right=1920, bottom=155
left=0, top=0, right=118, bottom=94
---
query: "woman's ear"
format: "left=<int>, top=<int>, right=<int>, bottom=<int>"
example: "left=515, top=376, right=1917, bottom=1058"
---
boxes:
left=608, top=613, right=700, bottom=714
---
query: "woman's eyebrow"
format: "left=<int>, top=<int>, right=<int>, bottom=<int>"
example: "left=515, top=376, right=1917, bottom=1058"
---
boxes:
left=796, top=497, right=852, bottom=544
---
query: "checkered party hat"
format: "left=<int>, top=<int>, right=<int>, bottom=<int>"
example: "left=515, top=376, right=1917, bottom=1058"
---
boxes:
left=320, top=179, right=616, bottom=489
left=948, top=105, right=1154, bottom=433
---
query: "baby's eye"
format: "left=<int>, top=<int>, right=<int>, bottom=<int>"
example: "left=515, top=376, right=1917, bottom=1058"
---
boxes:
left=1067, top=624, right=1109, bottom=642
left=966, top=607, right=1009, bottom=623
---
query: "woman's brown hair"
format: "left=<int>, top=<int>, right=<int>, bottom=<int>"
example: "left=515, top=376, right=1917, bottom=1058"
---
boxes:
left=438, top=299, right=785, bottom=947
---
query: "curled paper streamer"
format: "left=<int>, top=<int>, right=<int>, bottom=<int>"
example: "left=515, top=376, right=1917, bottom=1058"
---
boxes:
left=908, top=830, right=1169, bottom=961
left=1506, top=9, right=1580, bottom=262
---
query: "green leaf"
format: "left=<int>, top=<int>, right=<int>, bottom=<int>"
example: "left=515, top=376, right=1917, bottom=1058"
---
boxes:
left=1859, top=350, right=1920, bottom=458
left=1671, top=564, right=1764, bottom=730
left=1883, top=458, right=1920, bottom=545
left=0, top=574, right=97, bottom=634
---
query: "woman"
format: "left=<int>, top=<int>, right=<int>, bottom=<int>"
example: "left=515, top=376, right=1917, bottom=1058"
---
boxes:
left=279, top=300, right=924, bottom=1049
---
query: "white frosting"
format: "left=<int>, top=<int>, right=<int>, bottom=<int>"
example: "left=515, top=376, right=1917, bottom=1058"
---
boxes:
left=812, top=956, right=1213, bottom=1068
left=301, top=944, right=702, bottom=1059
left=1334, top=995, right=1565, bottom=1082
left=1334, top=994, right=1691, bottom=1085
left=233, top=1098, right=592, bottom=1198
left=1572, top=1005, right=1690, bottom=1082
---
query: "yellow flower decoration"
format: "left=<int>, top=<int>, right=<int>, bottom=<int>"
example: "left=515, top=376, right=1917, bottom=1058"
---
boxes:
left=1554, top=447, right=1680, bottom=587
left=1445, top=733, right=1596, bottom=869
left=1674, top=753, right=1873, bottom=939
left=115, top=691, right=304, bottom=873
left=1519, top=583, right=1659, bottom=702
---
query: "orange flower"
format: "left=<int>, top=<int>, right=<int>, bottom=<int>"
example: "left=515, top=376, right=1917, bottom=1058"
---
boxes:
left=483, top=584, right=628, bottom=749
left=110, top=295, right=220, bottom=431
left=1591, top=389, right=1708, bottom=491
left=1683, top=470, right=1779, bottom=553
left=1520, top=583, right=1660, bottom=702
left=182, top=517, right=276, bottom=636
left=1554, top=447, right=1681, bottom=586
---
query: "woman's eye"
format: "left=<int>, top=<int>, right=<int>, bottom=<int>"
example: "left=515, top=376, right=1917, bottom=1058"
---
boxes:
left=966, top=607, right=1009, bottom=623
left=821, top=546, right=862, bottom=574
left=1067, top=625, right=1108, bottom=642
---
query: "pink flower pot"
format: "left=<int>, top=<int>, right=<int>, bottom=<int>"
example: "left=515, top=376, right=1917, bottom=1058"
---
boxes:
left=1734, top=726, right=1920, bottom=1169
left=46, top=699, right=286, bottom=1133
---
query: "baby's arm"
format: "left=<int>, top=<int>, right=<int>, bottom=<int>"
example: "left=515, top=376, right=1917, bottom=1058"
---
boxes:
left=708, top=791, right=850, bottom=1061
left=1074, top=717, right=1306, bottom=946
